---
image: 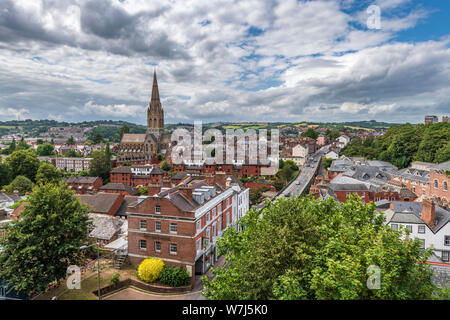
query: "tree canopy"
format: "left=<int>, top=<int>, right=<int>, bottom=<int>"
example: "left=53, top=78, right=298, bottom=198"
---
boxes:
left=0, top=183, right=91, bottom=295
left=36, top=162, right=63, bottom=185
left=89, top=150, right=111, bottom=183
left=6, top=149, right=40, bottom=182
left=202, top=195, right=442, bottom=300
left=342, top=122, right=450, bottom=168
left=36, top=143, right=54, bottom=156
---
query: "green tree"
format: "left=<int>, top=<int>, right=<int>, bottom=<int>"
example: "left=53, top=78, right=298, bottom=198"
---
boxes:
left=323, top=158, right=333, bottom=170
left=0, top=183, right=91, bottom=295
left=36, top=162, right=62, bottom=185
left=302, top=128, right=319, bottom=139
left=36, top=143, right=54, bottom=156
left=249, top=188, right=262, bottom=205
left=119, top=125, right=130, bottom=140
left=6, top=149, right=40, bottom=182
left=138, top=186, right=148, bottom=196
left=16, top=138, right=30, bottom=151
left=160, top=160, right=172, bottom=172
left=202, top=195, right=439, bottom=300
left=65, top=150, right=81, bottom=158
left=66, top=136, right=75, bottom=145
left=0, top=158, right=12, bottom=188
left=435, top=142, right=450, bottom=163
left=92, top=133, right=103, bottom=144
left=5, top=175, right=34, bottom=195
left=89, top=150, right=110, bottom=183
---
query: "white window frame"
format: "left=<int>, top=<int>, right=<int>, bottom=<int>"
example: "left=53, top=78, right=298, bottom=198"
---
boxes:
left=155, top=205, right=161, bottom=214
left=155, top=241, right=161, bottom=252
left=139, top=220, right=147, bottom=230
left=155, top=221, right=161, bottom=232
left=170, top=223, right=177, bottom=234
left=418, top=225, right=425, bottom=234
left=139, top=240, right=147, bottom=251
left=169, top=243, right=177, bottom=255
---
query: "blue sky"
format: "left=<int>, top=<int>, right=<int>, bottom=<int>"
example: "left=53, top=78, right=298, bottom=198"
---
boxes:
left=0, top=0, right=449, bottom=124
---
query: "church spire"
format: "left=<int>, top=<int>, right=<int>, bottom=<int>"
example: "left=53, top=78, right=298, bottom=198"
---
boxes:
left=151, top=70, right=160, bottom=104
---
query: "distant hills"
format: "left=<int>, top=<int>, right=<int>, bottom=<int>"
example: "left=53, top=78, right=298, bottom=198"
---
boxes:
left=0, top=119, right=400, bottom=142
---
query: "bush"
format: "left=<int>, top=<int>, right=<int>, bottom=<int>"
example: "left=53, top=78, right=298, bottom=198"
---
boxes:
left=138, top=258, right=164, bottom=283
left=110, top=273, right=120, bottom=284
left=159, top=265, right=190, bottom=287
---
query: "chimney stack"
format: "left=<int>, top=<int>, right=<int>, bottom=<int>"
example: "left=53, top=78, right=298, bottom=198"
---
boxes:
left=215, top=171, right=227, bottom=189
left=422, top=197, right=436, bottom=228
left=178, top=186, right=193, bottom=201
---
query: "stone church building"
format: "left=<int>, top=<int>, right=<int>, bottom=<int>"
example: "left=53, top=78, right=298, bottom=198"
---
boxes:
left=119, top=71, right=170, bottom=164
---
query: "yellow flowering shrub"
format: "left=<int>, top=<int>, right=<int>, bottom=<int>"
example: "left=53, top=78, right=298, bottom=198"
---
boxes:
left=138, top=258, right=165, bottom=283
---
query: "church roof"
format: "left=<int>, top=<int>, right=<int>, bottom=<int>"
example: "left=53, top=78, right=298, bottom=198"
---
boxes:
left=121, top=133, right=146, bottom=143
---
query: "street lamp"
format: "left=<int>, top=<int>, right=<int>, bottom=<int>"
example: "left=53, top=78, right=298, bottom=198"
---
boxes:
left=80, top=240, right=101, bottom=300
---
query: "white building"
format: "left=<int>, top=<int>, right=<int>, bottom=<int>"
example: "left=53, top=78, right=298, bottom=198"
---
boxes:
left=336, top=135, right=351, bottom=148
left=325, top=150, right=339, bottom=160
left=378, top=198, right=450, bottom=263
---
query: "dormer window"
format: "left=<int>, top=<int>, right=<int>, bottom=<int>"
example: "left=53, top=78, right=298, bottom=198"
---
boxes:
left=155, top=205, right=161, bottom=214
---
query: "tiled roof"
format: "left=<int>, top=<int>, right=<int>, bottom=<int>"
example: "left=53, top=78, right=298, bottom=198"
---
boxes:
left=112, top=166, right=132, bottom=174
left=79, top=193, right=122, bottom=215
left=115, top=196, right=139, bottom=217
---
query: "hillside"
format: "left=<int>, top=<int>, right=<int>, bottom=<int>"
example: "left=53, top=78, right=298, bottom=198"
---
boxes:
left=342, top=122, right=450, bottom=168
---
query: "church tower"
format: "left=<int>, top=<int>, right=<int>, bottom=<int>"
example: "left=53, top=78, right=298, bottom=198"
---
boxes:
left=147, top=70, right=164, bottom=139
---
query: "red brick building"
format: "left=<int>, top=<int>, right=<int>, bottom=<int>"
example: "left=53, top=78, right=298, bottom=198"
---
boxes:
left=127, top=180, right=236, bottom=285
left=110, top=165, right=165, bottom=187
left=64, top=176, right=103, bottom=194
left=79, top=193, right=124, bottom=216
left=428, top=161, right=450, bottom=208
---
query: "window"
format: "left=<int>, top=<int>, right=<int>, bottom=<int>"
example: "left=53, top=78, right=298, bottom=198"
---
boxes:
left=218, top=203, right=222, bottom=213
left=155, top=241, right=161, bottom=252
left=212, top=208, right=216, bottom=217
left=212, top=223, right=216, bottom=238
left=391, top=224, right=398, bottom=231
left=139, top=240, right=147, bottom=250
left=206, top=227, right=210, bottom=240
left=418, top=225, right=425, bottom=234
left=169, top=243, right=177, bottom=255
left=227, top=198, right=230, bottom=207
left=155, top=205, right=161, bottom=214
left=443, top=251, right=450, bottom=262
left=170, top=223, right=177, bottom=233
left=361, top=192, right=365, bottom=197
left=445, top=236, right=450, bottom=246
left=155, top=221, right=161, bottom=232
left=218, top=217, right=222, bottom=233
left=405, top=225, right=412, bottom=233
left=196, top=220, right=202, bottom=233
left=444, top=182, right=448, bottom=191
left=206, top=212, right=210, bottom=223
left=434, top=180, right=438, bottom=189
left=139, top=220, right=147, bottom=230
left=196, top=238, right=202, bottom=253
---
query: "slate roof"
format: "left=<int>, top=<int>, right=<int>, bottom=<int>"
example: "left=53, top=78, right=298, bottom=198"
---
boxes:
left=433, top=161, right=450, bottom=171
left=120, top=133, right=147, bottom=143
left=379, top=201, right=450, bottom=233
left=115, top=196, right=139, bottom=217
left=100, top=183, right=139, bottom=195
left=79, top=193, right=122, bottom=214
left=392, top=167, right=430, bottom=183
left=88, top=213, right=125, bottom=241
left=64, top=176, right=100, bottom=184
left=112, top=166, right=132, bottom=174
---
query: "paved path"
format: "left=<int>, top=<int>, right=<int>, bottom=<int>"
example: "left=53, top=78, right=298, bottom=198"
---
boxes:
left=104, top=287, right=204, bottom=300
left=104, top=256, right=226, bottom=300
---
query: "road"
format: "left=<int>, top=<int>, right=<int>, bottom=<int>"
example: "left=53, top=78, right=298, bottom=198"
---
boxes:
left=278, top=144, right=330, bottom=199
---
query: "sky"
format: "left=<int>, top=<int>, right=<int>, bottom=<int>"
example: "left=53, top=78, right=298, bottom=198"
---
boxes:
left=0, top=0, right=449, bottom=125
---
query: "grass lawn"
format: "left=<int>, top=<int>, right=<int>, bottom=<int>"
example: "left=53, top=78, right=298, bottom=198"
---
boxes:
left=34, top=261, right=138, bottom=300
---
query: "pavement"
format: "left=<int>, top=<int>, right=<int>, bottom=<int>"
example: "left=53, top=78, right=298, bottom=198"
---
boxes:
left=103, top=255, right=227, bottom=300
